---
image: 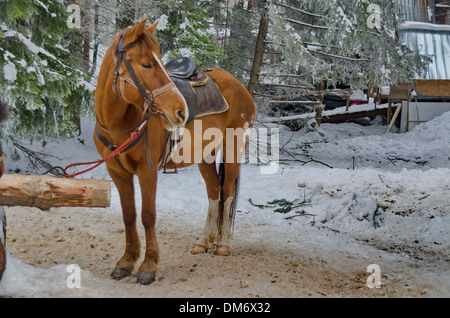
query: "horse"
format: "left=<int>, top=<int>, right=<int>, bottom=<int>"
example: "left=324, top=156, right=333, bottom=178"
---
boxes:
left=94, top=18, right=255, bottom=285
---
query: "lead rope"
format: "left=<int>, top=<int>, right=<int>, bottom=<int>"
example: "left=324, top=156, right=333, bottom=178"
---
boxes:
left=43, top=119, right=149, bottom=178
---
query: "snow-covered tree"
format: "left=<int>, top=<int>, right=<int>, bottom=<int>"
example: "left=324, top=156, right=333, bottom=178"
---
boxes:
left=154, top=0, right=224, bottom=67
left=267, top=0, right=429, bottom=89
left=0, top=0, right=93, bottom=141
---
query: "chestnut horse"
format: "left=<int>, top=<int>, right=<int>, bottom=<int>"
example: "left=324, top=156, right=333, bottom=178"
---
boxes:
left=94, top=19, right=255, bottom=285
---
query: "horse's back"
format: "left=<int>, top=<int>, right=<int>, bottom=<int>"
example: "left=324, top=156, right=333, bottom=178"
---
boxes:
left=206, top=69, right=255, bottom=123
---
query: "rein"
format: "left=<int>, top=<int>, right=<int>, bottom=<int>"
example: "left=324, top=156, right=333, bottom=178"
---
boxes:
left=48, top=35, right=176, bottom=178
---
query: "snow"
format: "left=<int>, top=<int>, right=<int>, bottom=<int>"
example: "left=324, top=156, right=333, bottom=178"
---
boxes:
left=0, top=109, right=449, bottom=297
left=157, top=15, right=169, bottom=31
left=399, top=21, right=450, bottom=32
left=3, top=61, right=17, bottom=82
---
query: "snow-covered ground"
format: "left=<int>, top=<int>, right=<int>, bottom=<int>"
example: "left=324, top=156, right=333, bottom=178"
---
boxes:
left=0, top=109, right=449, bottom=297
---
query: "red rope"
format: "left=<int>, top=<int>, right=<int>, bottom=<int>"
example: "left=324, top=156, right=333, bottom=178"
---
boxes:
left=61, top=121, right=148, bottom=178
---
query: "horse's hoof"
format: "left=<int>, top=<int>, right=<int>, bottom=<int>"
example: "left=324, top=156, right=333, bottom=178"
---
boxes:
left=137, top=272, right=156, bottom=285
left=191, top=244, right=208, bottom=255
left=110, top=267, right=131, bottom=280
left=215, top=245, right=230, bottom=256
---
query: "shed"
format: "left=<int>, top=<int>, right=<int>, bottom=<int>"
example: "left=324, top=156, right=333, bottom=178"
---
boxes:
left=385, top=21, right=450, bottom=131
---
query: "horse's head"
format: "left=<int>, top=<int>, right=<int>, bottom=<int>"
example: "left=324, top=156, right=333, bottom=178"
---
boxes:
left=111, top=19, right=188, bottom=129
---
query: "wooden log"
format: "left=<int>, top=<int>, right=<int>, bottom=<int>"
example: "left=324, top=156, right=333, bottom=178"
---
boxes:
left=0, top=174, right=111, bottom=210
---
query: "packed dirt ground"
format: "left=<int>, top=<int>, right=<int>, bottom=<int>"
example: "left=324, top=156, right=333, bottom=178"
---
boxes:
left=2, top=205, right=447, bottom=297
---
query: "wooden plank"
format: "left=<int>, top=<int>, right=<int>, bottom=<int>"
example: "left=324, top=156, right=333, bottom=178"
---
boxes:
left=318, top=107, right=390, bottom=124
left=387, top=103, right=403, bottom=132
left=389, top=83, right=410, bottom=99
left=414, top=80, right=450, bottom=97
left=0, top=174, right=111, bottom=210
left=389, top=80, right=450, bottom=99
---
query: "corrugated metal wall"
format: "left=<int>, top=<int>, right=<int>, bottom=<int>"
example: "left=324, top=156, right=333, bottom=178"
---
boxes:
left=399, top=24, right=450, bottom=79
left=396, top=0, right=436, bottom=23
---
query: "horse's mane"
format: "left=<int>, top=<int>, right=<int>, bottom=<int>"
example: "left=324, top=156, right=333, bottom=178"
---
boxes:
left=111, top=26, right=161, bottom=58
left=0, top=101, right=7, bottom=123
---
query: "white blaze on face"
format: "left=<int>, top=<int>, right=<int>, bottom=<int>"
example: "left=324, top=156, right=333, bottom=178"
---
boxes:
left=152, top=52, right=189, bottom=126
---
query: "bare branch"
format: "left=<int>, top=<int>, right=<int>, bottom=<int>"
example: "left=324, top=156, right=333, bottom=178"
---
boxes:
left=307, top=48, right=371, bottom=62
left=285, top=17, right=335, bottom=30
left=274, top=1, right=327, bottom=19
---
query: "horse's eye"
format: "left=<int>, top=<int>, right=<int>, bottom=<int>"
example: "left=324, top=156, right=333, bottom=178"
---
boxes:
left=142, top=62, right=152, bottom=69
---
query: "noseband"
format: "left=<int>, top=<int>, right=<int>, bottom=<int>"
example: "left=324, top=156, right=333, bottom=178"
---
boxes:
left=112, top=36, right=176, bottom=118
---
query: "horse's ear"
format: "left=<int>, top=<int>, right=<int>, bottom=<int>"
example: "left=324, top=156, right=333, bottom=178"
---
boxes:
left=123, top=18, right=148, bottom=46
left=146, top=20, right=159, bottom=34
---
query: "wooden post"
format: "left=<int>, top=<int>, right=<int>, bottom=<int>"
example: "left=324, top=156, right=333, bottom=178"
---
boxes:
left=316, top=82, right=325, bottom=126
left=345, top=89, right=351, bottom=111
left=0, top=174, right=111, bottom=210
left=387, top=97, right=392, bottom=124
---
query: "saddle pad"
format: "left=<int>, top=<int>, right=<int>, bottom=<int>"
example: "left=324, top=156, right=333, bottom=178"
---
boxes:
left=192, top=75, right=229, bottom=119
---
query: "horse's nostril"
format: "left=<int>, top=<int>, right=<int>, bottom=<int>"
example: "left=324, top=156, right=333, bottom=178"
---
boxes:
left=177, top=110, right=185, bottom=122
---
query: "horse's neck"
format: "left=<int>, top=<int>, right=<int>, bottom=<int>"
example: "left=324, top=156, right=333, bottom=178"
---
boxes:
left=95, top=62, right=137, bottom=131
left=97, top=96, right=134, bottom=130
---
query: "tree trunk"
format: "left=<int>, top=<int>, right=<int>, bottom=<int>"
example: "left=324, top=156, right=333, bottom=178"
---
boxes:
left=0, top=174, right=111, bottom=210
left=82, top=1, right=92, bottom=74
left=247, top=0, right=270, bottom=97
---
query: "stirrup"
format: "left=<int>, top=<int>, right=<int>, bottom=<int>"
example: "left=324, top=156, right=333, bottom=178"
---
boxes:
left=163, top=163, right=178, bottom=174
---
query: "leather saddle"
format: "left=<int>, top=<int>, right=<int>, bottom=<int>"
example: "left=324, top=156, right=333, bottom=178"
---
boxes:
left=165, top=57, right=228, bottom=124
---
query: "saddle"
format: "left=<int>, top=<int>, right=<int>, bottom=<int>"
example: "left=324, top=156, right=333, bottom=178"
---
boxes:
left=165, top=57, right=229, bottom=124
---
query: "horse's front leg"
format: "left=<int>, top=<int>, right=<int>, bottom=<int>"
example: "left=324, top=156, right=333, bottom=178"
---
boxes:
left=137, top=171, right=159, bottom=285
left=108, top=167, right=140, bottom=280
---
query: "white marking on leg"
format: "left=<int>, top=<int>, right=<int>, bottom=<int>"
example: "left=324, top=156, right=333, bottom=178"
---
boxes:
left=218, top=196, right=234, bottom=246
left=199, top=199, right=220, bottom=248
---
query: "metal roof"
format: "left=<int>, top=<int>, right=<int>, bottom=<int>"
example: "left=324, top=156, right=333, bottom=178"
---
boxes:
left=398, top=22, right=450, bottom=80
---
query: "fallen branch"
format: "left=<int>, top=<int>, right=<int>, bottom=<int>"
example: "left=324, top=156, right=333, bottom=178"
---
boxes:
left=284, top=213, right=317, bottom=220
left=278, top=158, right=333, bottom=169
left=11, top=139, right=63, bottom=176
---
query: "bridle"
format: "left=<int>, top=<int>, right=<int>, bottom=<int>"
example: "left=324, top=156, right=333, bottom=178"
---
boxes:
left=95, top=35, right=180, bottom=173
left=112, top=35, right=177, bottom=124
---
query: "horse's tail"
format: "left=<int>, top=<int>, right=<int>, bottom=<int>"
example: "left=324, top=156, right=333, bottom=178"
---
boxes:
left=217, top=162, right=240, bottom=237
left=0, top=101, right=7, bottom=123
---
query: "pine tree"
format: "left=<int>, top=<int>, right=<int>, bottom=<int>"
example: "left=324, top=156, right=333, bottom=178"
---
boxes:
left=155, top=0, right=224, bottom=68
left=266, top=0, right=429, bottom=90
left=0, top=0, right=93, bottom=141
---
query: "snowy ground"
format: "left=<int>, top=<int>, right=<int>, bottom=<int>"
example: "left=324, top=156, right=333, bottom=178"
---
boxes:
left=0, top=109, right=449, bottom=297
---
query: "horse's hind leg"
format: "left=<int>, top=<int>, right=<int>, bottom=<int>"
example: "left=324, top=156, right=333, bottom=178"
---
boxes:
left=216, top=162, right=241, bottom=256
left=192, top=161, right=221, bottom=254
left=108, top=168, right=140, bottom=280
